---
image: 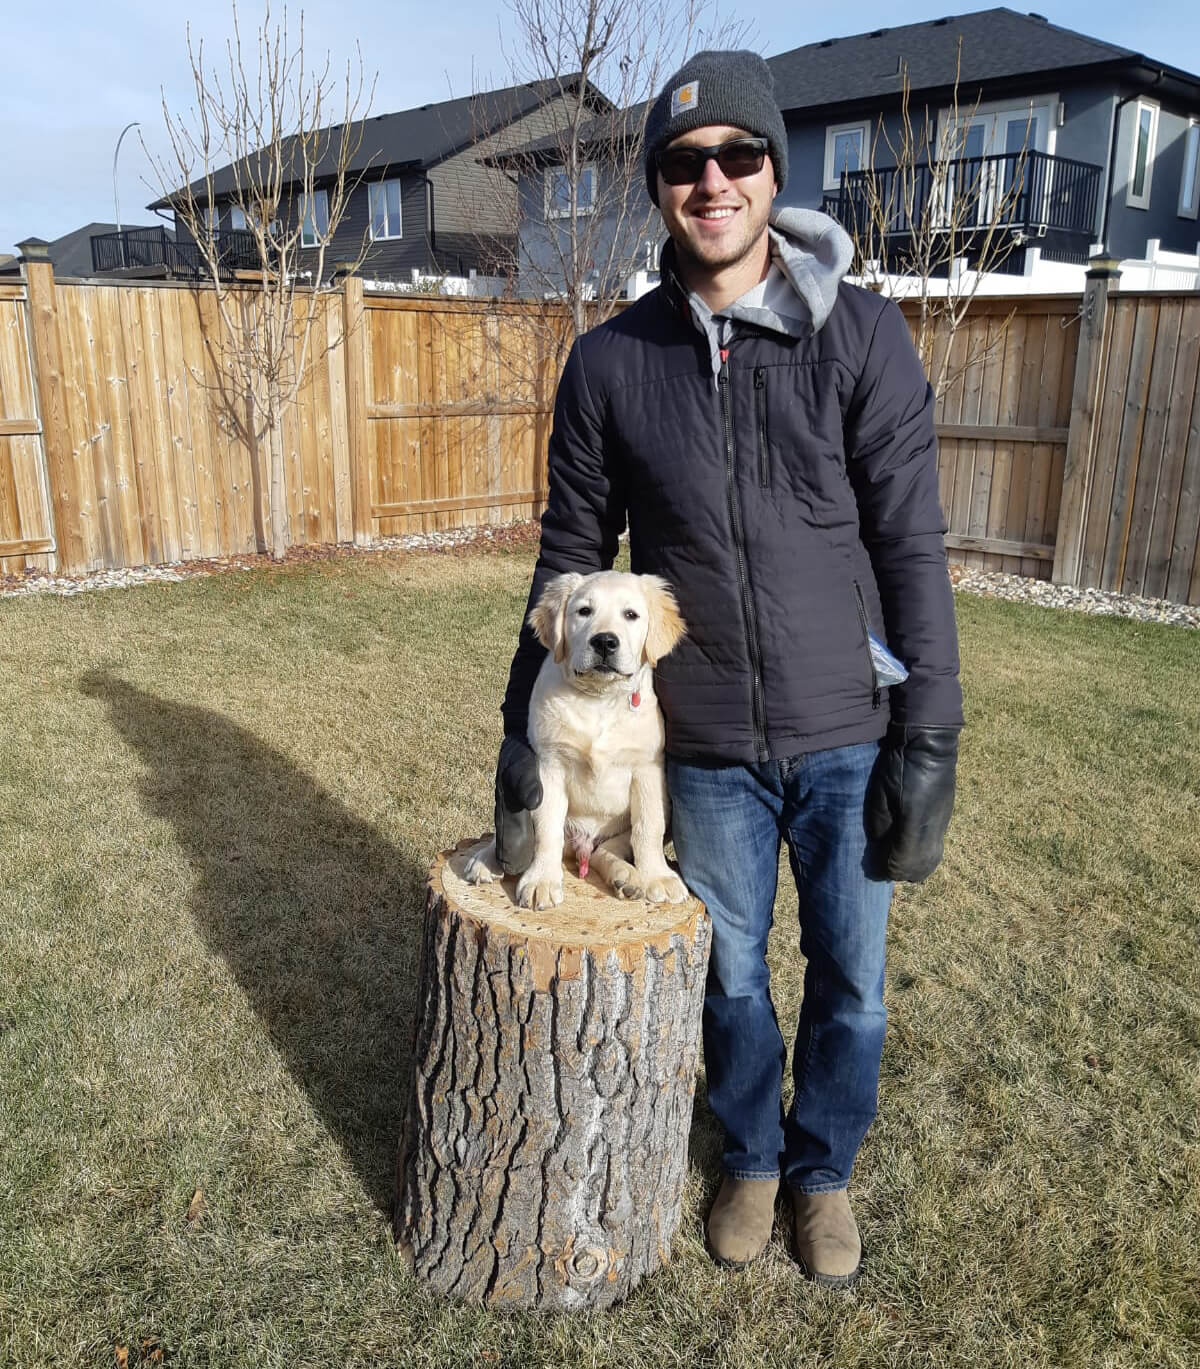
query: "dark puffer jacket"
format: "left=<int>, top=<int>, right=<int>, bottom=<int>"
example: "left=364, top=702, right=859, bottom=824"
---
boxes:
left=502, top=220, right=963, bottom=763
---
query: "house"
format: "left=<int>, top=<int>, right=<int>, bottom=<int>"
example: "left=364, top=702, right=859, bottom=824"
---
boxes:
left=0, top=223, right=165, bottom=279
left=503, top=8, right=1200, bottom=297
left=95, top=78, right=611, bottom=285
left=778, top=8, right=1200, bottom=287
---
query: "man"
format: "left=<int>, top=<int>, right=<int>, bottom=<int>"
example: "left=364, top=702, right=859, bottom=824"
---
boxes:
left=492, top=50, right=962, bottom=1286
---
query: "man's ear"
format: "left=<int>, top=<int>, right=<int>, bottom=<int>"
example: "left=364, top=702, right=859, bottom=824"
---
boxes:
left=528, top=573, right=582, bottom=663
left=641, top=576, right=686, bottom=666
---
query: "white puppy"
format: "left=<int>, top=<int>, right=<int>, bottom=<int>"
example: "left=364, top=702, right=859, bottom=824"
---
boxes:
left=466, top=570, right=689, bottom=911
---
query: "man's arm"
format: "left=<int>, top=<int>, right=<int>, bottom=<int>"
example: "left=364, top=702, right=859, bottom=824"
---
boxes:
left=844, top=299, right=962, bottom=882
left=843, top=299, right=963, bottom=729
left=500, top=338, right=627, bottom=737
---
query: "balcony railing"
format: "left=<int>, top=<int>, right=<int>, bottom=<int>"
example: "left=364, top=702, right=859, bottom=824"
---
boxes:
left=90, top=226, right=265, bottom=278
left=821, top=150, right=1102, bottom=263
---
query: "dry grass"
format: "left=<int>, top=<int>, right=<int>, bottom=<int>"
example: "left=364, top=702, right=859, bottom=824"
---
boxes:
left=1, top=550, right=1197, bottom=1369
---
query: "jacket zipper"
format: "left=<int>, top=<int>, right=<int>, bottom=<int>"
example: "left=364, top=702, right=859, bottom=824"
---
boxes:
left=754, top=367, right=769, bottom=488
left=720, top=351, right=770, bottom=759
left=854, top=581, right=882, bottom=709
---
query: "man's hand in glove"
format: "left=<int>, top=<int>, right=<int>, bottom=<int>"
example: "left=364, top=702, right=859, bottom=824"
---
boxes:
left=494, top=734, right=542, bottom=876
left=866, top=724, right=959, bottom=883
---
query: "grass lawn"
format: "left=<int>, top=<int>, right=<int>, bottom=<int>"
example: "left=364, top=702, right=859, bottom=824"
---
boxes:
left=1, top=546, right=1197, bottom=1369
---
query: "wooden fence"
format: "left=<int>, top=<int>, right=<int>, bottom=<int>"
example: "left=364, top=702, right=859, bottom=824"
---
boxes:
left=1, top=262, right=1198, bottom=605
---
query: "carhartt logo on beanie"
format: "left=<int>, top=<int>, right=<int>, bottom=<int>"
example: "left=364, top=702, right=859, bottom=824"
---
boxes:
left=644, top=49, right=788, bottom=205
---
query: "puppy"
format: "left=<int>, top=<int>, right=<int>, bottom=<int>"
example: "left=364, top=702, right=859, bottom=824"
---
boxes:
left=466, top=570, right=689, bottom=911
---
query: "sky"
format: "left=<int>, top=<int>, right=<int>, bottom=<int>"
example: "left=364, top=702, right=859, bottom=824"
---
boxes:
left=2, top=0, right=1199, bottom=257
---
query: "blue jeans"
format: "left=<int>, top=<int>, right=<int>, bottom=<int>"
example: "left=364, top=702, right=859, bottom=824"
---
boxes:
left=667, top=743, right=892, bottom=1193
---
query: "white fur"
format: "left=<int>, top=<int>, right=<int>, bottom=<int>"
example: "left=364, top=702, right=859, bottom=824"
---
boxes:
left=465, top=570, right=689, bottom=911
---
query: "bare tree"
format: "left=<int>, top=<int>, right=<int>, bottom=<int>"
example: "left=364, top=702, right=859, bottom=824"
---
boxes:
left=462, top=0, right=744, bottom=347
left=147, top=2, right=374, bottom=558
left=832, top=45, right=1034, bottom=398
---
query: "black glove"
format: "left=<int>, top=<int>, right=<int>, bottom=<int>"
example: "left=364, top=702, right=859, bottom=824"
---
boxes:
left=494, top=734, right=543, bottom=876
left=866, top=724, right=960, bottom=883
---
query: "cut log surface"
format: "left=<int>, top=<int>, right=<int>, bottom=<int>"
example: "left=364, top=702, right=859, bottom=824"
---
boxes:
left=394, top=838, right=711, bottom=1311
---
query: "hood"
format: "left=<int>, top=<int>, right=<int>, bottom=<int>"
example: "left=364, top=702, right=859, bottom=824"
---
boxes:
left=661, top=207, right=853, bottom=381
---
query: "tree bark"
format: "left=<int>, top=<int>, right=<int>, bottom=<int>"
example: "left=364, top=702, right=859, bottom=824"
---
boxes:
left=394, top=838, right=711, bottom=1311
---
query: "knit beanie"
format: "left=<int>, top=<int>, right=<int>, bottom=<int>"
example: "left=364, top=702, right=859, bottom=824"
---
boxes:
left=644, top=49, right=788, bottom=205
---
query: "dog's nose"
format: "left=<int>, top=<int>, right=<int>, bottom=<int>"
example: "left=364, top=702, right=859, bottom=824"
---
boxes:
left=589, top=631, right=619, bottom=656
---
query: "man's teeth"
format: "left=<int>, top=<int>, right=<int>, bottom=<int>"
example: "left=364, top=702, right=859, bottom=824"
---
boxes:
left=697, top=208, right=736, bottom=219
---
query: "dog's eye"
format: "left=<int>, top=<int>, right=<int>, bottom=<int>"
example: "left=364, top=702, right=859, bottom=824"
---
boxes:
left=623, top=609, right=640, bottom=621
left=576, top=605, right=593, bottom=617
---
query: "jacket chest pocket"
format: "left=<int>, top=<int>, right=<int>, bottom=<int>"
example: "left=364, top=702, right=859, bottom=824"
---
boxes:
left=753, top=367, right=770, bottom=488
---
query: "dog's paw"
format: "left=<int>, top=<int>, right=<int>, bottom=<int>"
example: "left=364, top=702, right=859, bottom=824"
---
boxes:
left=463, top=841, right=502, bottom=884
left=642, top=872, right=689, bottom=905
left=607, top=860, right=646, bottom=901
left=516, top=870, right=564, bottom=911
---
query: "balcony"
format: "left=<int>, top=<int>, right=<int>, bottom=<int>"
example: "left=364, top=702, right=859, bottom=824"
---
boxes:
left=821, top=150, right=1103, bottom=267
left=90, top=226, right=265, bottom=279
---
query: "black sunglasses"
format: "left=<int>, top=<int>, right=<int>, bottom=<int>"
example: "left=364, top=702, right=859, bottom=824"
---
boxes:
left=656, top=136, right=769, bottom=186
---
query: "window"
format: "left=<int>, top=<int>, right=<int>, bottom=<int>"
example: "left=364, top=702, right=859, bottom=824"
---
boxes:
left=368, top=180, right=402, bottom=240
left=1127, top=100, right=1158, bottom=210
left=1181, top=120, right=1200, bottom=219
left=545, top=165, right=596, bottom=218
left=301, top=190, right=330, bottom=247
left=823, top=122, right=869, bottom=191
left=230, top=205, right=247, bottom=231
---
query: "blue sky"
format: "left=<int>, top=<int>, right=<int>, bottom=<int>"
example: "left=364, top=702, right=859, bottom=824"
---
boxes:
left=2, top=1, right=1199, bottom=257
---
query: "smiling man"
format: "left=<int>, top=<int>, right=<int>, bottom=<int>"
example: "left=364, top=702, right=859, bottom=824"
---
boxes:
left=492, top=50, right=963, bottom=1285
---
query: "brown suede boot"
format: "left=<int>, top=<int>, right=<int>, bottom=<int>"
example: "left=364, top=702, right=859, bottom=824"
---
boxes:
left=791, top=1189, right=863, bottom=1286
left=705, top=1175, right=779, bottom=1268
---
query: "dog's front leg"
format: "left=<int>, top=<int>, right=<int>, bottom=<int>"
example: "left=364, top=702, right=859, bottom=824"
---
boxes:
left=515, top=758, right=568, bottom=911
left=630, top=765, right=689, bottom=904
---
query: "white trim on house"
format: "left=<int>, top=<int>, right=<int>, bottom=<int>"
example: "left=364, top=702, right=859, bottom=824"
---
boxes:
left=823, top=121, right=870, bottom=191
left=1180, top=119, right=1200, bottom=220
left=1126, top=99, right=1159, bottom=211
left=368, top=180, right=403, bottom=241
left=545, top=164, right=597, bottom=219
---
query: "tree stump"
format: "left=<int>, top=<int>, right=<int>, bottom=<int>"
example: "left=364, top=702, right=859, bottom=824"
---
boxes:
left=394, top=838, right=710, bottom=1311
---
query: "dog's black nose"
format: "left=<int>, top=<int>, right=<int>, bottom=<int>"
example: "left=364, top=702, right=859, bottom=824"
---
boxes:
left=589, top=631, right=619, bottom=656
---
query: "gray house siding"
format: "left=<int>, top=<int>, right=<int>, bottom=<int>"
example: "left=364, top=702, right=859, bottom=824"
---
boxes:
left=431, top=95, right=601, bottom=241
left=514, top=161, right=659, bottom=298
left=1108, top=95, right=1200, bottom=258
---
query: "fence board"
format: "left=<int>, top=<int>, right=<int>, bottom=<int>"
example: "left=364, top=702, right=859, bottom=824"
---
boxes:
left=1147, top=301, right=1200, bottom=600
left=1123, top=299, right=1182, bottom=595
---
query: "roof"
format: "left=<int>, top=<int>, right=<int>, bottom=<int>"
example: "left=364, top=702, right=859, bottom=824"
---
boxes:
left=0, top=222, right=164, bottom=277
left=487, top=105, right=649, bottom=166
left=148, top=76, right=611, bottom=210
left=767, top=8, right=1198, bottom=113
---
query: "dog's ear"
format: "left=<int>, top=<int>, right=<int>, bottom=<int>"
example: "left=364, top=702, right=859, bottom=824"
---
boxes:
left=528, top=572, right=582, bottom=663
left=641, top=576, right=686, bottom=666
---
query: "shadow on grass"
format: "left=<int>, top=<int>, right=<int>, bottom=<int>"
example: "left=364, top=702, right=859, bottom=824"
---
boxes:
left=80, top=669, right=427, bottom=1215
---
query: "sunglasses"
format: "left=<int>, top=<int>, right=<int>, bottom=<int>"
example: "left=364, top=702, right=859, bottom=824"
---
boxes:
left=656, top=136, right=769, bottom=186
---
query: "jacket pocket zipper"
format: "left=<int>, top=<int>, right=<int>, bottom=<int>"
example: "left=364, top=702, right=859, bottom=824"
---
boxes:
left=854, top=581, right=882, bottom=710
left=754, top=367, right=769, bottom=488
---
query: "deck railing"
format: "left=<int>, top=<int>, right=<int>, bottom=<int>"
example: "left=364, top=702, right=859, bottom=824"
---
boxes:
left=90, top=226, right=264, bottom=278
left=821, top=150, right=1102, bottom=255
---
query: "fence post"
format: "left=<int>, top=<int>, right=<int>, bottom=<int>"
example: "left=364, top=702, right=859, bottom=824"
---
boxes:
left=1052, top=257, right=1120, bottom=587
left=342, top=273, right=372, bottom=547
left=21, top=254, right=79, bottom=573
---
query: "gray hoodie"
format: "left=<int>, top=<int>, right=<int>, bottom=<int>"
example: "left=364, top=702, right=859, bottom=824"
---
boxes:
left=685, top=207, right=855, bottom=380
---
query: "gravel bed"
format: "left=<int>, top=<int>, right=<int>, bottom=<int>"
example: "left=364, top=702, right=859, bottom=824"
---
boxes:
left=2, top=528, right=1196, bottom=629
left=952, top=569, right=1199, bottom=629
